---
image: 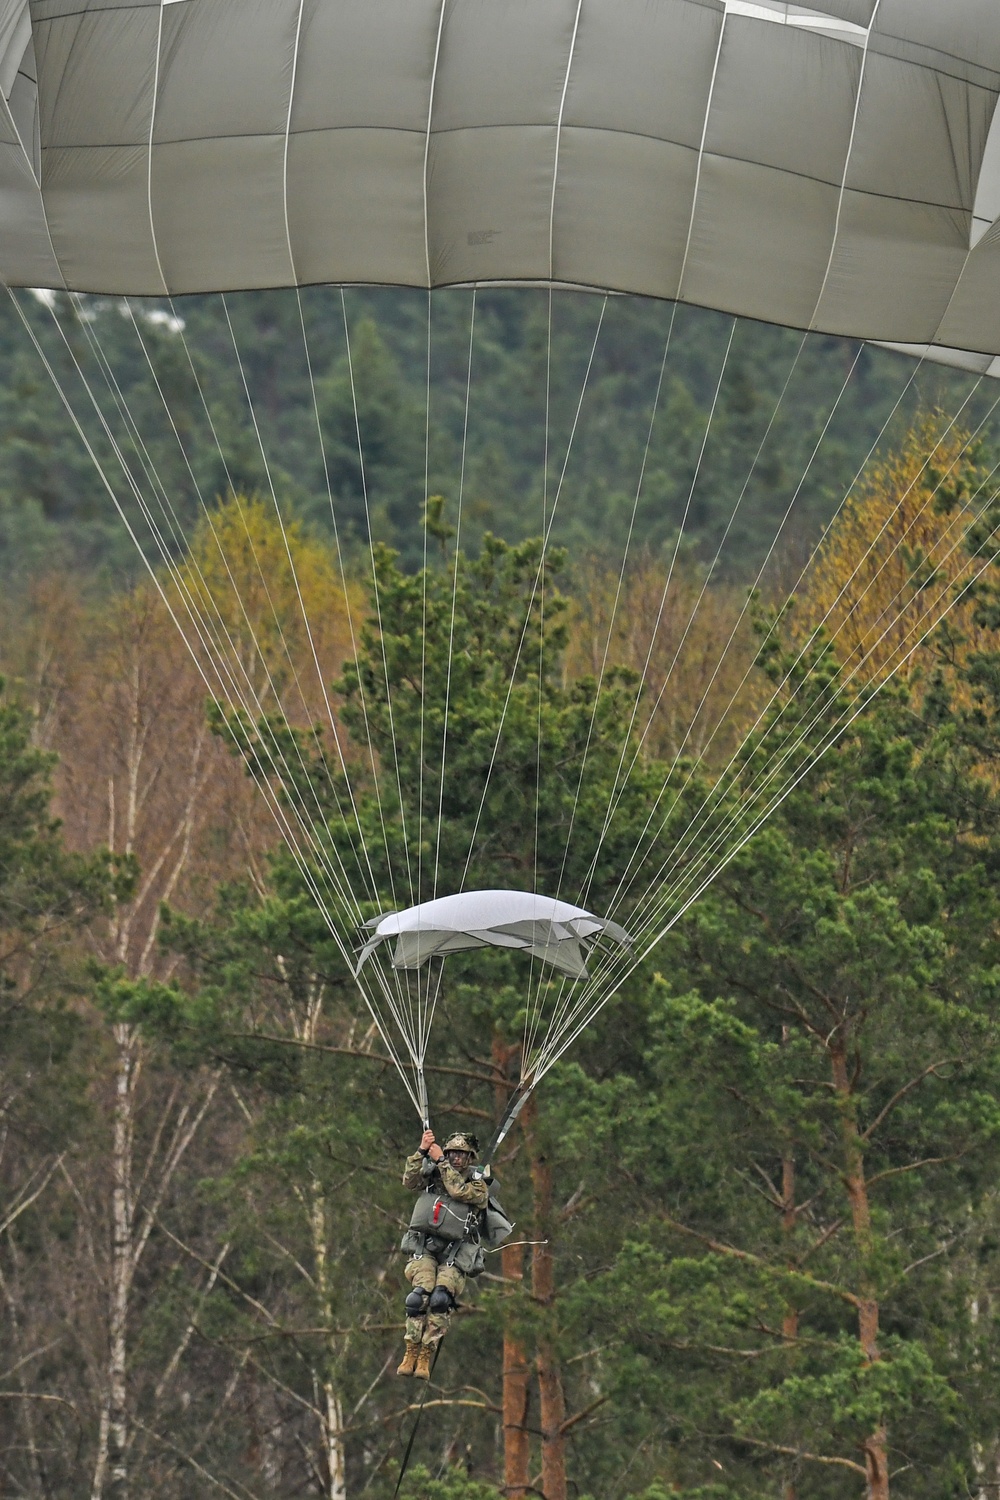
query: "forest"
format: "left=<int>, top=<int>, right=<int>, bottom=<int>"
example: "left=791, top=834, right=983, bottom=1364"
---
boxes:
left=2, top=286, right=1000, bottom=1500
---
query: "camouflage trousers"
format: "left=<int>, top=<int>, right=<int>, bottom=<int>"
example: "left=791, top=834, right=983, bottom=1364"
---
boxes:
left=404, top=1254, right=466, bottom=1348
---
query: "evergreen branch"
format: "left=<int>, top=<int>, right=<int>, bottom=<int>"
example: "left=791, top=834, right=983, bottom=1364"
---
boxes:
left=565, top=1344, right=613, bottom=1365
left=745, top=1163, right=783, bottom=1210
left=753, top=1322, right=841, bottom=1352
left=559, top=1181, right=594, bottom=1222
left=730, top=1433, right=866, bottom=1475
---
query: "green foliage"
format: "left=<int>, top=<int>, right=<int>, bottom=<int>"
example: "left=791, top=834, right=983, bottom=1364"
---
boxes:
left=2, top=285, right=988, bottom=594
left=0, top=677, right=121, bottom=1146
left=399, top=1466, right=501, bottom=1499
left=10, top=398, right=1000, bottom=1492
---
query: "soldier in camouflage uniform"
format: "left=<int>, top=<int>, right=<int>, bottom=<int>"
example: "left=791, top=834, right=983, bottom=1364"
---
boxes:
left=397, top=1129, right=488, bottom=1379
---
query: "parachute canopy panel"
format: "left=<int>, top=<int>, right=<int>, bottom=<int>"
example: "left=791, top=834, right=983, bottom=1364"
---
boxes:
left=356, top=890, right=631, bottom=980
left=3, top=1, right=1000, bottom=368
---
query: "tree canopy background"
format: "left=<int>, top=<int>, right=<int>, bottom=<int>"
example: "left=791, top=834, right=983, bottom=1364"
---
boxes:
left=1, top=292, right=1000, bottom=1500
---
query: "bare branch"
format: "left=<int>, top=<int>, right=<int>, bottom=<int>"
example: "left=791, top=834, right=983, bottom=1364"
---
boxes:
left=0, top=1154, right=65, bottom=1238
left=732, top=1433, right=867, bottom=1475
left=227, top=1030, right=498, bottom=1087
left=796, top=1217, right=845, bottom=1266
left=867, top=1154, right=959, bottom=1187
left=133, top=1420, right=261, bottom=1500
left=132, top=1074, right=220, bottom=1272
left=658, top=1213, right=862, bottom=1310
left=900, top=1241, right=956, bottom=1278
left=559, top=1395, right=609, bottom=1434
left=861, top=1061, right=958, bottom=1141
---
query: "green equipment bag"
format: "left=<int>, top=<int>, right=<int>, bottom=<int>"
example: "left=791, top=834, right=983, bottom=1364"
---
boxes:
left=484, top=1194, right=514, bottom=1248
left=451, top=1239, right=486, bottom=1276
left=407, top=1191, right=472, bottom=1242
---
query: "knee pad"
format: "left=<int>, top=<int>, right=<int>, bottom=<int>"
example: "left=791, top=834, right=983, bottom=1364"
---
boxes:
left=404, top=1288, right=429, bottom=1315
left=428, top=1285, right=456, bottom=1315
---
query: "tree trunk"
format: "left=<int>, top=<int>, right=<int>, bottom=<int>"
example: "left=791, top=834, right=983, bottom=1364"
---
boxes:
left=493, top=1033, right=532, bottom=1499
left=781, top=1025, right=799, bottom=1500
left=781, top=1148, right=798, bottom=1500
left=526, top=1103, right=566, bottom=1500
left=107, top=1024, right=139, bottom=1500
left=310, top=1189, right=348, bottom=1500
left=502, top=1237, right=531, bottom=1499
left=830, top=1043, right=888, bottom=1500
left=323, top=1382, right=348, bottom=1500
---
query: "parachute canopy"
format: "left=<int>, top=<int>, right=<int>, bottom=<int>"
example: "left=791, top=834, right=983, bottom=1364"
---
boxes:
left=356, top=890, right=631, bottom=980
left=4, top=1, right=1000, bottom=370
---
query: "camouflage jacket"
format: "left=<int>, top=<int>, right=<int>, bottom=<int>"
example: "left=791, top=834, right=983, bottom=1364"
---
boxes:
left=402, top=1151, right=489, bottom=1209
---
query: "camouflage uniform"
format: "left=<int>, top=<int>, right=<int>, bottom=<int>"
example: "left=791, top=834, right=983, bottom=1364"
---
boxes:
left=401, top=1149, right=488, bottom=1347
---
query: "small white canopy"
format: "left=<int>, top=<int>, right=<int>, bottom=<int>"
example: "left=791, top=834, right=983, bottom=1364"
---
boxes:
left=356, top=889, right=631, bottom=980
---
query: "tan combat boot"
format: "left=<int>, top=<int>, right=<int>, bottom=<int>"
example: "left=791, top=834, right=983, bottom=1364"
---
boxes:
left=413, top=1344, right=434, bottom=1380
left=396, top=1340, right=420, bottom=1377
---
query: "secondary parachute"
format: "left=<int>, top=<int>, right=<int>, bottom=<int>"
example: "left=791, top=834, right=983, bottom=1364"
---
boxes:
left=4, top=0, right=1000, bottom=1124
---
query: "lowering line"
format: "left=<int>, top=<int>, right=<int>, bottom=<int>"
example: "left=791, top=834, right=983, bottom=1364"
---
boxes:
left=392, top=1341, right=444, bottom=1498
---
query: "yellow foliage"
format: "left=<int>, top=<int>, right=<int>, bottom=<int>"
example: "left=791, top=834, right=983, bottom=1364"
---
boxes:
left=565, top=551, right=765, bottom=768
left=797, top=415, right=990, bottom=697
left=168, top=493, right=362, bottom=727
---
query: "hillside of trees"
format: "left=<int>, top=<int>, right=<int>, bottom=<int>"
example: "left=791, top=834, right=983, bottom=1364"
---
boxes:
left=0, top=286, right=992, bottom=593
left=2, top=290, right=1000, bottom=1499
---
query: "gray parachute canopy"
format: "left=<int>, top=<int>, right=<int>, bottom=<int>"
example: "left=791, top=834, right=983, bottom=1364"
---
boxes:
left=356, top=890, right=632, bottom=980
left=4, top=1, right=1000, bottom=372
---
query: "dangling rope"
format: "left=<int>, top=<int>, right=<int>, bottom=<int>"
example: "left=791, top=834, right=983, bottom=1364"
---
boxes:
left=391, top=1342, right=444, bottom=1499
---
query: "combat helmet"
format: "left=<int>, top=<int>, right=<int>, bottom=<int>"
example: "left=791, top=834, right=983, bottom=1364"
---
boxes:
left=442, top=1132, right=479, bottom=1160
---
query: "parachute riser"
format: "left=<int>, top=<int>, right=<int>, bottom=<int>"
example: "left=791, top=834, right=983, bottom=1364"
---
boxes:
left=412, top=956, right=444, bottom=1130
left=483, top=1080, right=535, bottom=1169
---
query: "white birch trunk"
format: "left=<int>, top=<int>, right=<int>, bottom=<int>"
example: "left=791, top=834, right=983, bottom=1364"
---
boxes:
left=325, top=1383, right=348, bottom=1500
left=107, top=1023, right=138, bottom=1500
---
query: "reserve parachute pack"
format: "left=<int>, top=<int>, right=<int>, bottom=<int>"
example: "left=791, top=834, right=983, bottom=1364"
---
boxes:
left=407, top=1191, right=473, bottom=1243
left=404, top=1189, right=514, bottom=1249
left=402, top=1160, right=515, bottom=1254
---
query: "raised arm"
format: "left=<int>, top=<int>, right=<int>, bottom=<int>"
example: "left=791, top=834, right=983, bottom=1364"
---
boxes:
left=402, top=1128, right=438, bottom=1190
left=436, top=1160, right=489, bottom=1208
